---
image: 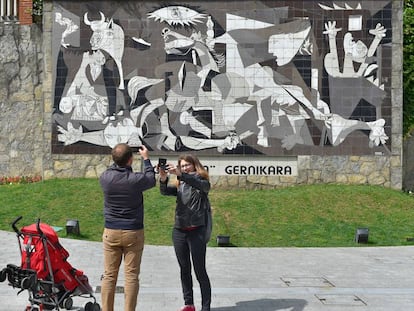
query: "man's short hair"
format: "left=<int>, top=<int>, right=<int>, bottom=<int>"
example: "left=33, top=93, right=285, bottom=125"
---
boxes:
left=112, top=143, right=133, bottom=167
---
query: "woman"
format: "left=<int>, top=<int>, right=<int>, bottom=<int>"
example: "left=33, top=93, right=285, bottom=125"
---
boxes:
left=159, top=154, right=212, bottom=311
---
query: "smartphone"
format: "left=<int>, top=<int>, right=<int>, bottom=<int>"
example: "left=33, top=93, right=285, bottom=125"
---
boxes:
left=158, top=158, right=167, bottom=170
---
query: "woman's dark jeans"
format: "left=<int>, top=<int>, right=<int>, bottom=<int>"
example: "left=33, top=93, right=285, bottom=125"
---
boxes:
left=173, top=226, right=211, bottom=311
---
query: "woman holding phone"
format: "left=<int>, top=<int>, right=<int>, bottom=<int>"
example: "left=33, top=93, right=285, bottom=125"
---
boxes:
left=158, top=154, right=212, bottom=311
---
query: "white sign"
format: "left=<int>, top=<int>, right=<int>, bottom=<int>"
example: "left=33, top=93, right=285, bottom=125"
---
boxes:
left=157, top=157, right=297, bottom=176
left=200, top=157, right=297, bottom=176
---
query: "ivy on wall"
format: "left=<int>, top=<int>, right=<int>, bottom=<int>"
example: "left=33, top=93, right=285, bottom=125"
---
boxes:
left=33, top=0, right=43, bottom=16
left=404, top=0, right=414, bottom=136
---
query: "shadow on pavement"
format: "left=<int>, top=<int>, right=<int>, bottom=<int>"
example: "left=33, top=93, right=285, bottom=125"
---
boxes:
left=212, top=298, right=308, bottom=310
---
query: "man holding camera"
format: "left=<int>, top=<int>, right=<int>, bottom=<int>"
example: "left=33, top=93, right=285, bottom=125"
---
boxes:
left=99, top=143, right=156, bottom=311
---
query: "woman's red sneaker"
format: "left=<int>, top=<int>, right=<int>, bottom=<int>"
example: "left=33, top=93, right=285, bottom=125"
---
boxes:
left=179, top=305, right=195, bottom=311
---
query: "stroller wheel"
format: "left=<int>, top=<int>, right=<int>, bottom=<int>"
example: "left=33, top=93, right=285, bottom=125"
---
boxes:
left=84, top=302, right=93, bottom=311
left=42, top=301, right=56, bottom=310
left=63, top=297, right=73, bottom=310
left=0, top=269, right=6, bottom=282
left=85, top=302, right=100, bottom=311
left=21, top=275, right=35, bottom=289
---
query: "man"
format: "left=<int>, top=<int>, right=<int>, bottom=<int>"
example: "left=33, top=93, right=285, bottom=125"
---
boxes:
left=99, top=143, right=156, bottom=311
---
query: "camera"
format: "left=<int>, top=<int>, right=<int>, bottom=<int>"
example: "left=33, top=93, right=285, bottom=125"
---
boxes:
left=158, top=158, right=167, bottom=171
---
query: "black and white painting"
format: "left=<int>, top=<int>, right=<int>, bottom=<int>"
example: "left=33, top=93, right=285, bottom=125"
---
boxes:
left=52, top=1, right=392, bottom=155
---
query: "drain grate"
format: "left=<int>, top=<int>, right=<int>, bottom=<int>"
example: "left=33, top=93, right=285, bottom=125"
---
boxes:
left=316, top=294, right=367, bottom=306
left=281, top=276, right=334, bottom=287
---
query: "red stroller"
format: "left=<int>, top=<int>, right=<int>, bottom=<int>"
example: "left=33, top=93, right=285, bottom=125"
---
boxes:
left=0, top=217, right=100, bottom=311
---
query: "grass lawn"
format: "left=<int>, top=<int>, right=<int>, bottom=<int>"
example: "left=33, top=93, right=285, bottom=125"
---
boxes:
left=1, top=178, right=414, bottom=247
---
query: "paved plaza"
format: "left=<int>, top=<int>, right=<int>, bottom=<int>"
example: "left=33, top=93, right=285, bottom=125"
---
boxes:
left=1, top=229, right=414, bottom=310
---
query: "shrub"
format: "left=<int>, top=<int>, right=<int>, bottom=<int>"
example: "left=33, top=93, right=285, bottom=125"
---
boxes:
left=0, top=175, right=42, bottom=185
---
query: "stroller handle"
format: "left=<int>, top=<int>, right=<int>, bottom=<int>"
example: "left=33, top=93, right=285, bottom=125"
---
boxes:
left=36, top=218, right=43, bottom=235
left=12, top=217, right=43, bottom=236
left=12, top=216, right=22, bottom=233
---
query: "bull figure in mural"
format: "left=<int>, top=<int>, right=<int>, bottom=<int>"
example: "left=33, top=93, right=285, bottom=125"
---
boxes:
left=84, top=11, right=125, bottom=90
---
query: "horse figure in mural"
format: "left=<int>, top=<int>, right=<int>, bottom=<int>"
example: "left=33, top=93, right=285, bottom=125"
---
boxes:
left=159, top=25, right=321, bottom=150
left=127, top=27, right=249, bottom=152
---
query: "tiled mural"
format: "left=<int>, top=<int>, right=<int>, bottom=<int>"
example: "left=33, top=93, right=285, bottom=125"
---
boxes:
left=52, top=1, right=392, bottom=156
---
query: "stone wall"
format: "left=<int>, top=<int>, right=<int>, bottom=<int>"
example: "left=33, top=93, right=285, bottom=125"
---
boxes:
left=0, top=23, right=45, bottom=177
left=0, top=0, right=406, bottom=190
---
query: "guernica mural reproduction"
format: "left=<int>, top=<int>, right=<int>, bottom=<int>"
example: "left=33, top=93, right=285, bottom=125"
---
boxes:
left=51, top=1, right=392, bottom=156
